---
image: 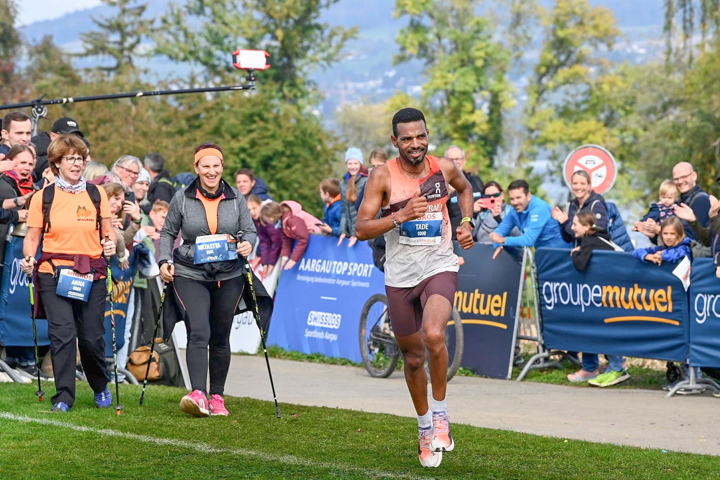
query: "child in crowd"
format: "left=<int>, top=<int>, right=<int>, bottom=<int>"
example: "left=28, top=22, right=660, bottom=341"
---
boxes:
left=317, top=178, right=342, bottom=236
left=633, top=217, right=691, bottom=265
left=261, top=200, right=321, bottom=271
left=339, top=147, right=369, bottom=247
left=566, top=212, right=630, bottom=387
left=353, top=148, right=388, bottom=210
left=248, top=194, right=282, bottom=277
left=634, top=180, right=679, bottom=232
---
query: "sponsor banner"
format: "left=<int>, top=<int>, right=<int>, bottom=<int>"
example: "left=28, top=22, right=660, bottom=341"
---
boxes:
left=688, top=258, right=720, bottom=367
left=0, top=236, right=49, bottom=347
left=267, top=235, right=384, bottom=363
left=536, top=248, right=688, bottom=362
left=103, top=252, right=139, bottom=358
left=454, top=243, right=523, bottom=379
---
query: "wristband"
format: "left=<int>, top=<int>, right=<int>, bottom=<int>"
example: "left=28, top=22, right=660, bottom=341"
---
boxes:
left=13, top=197, right=19, bottom=207
left=460, top=216, right=475, bottom=229
left=132, top=217, right=142, bottom=225
left=391, top=212, right=401, bottom=228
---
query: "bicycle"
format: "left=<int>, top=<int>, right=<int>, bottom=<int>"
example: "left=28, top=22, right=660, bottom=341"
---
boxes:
left=358, top=293, right=464, bottom=380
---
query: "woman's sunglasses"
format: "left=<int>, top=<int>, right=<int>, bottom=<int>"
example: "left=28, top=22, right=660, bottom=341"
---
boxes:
left=483, top=192, right=502, bottom=198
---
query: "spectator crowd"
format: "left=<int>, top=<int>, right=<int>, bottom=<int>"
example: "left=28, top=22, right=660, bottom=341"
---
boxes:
left=0, top=109, right=716, bottom=395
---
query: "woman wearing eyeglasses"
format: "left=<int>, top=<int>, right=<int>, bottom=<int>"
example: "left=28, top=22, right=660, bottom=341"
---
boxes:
left=20, top=134, right=117, bottom=413
left=472, top=181, right=520, bottom=244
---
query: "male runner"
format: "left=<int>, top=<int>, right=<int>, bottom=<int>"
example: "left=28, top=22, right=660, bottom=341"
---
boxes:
left=356, top=108, right=474, bottom=468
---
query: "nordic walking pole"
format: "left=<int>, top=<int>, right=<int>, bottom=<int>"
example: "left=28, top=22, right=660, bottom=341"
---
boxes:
left=238, top=232, right=281, bottom=418
left=26, top=259, right=45, bottom=402
left=104, top=234, right=122, bottom=415
left=139, top=283, right=168, bottom=406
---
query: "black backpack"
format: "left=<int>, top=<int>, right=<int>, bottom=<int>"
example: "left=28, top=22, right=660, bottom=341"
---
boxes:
left=42, top=183, right=103, bottom=235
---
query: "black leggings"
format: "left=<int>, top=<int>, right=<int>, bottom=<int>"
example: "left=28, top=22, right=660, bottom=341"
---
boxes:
left=173, top=275, right=244, bottom=395
left=37, top=273, right=109, bottom=407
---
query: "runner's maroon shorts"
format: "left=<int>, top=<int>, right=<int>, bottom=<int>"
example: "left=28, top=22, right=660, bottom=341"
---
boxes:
left=385, top=271, right=458, bottom=337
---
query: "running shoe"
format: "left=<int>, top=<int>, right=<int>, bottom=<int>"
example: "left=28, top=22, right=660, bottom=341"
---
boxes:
left=588, top=370, right=630, bottom=387
left=180, top=390, right=209, bottom=417
left=418, top=426, right=442, bottom=468
left=430, top=411, right=454, bottom=452
left=94, top=387, right=112, bottom=408
left=50, top=402, right=70, bottom=412
left=209, top=394, right=229, bottom=416
left=566, top=369, right=599, bottom=382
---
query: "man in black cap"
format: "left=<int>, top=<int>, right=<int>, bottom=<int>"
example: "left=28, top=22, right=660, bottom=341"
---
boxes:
left=31, top=117, right=85, bottom=182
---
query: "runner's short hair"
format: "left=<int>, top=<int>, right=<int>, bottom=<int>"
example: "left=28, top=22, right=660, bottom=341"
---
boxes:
left=508, top=180, right=530, bottom=195
left=392, top=108, right=426, bottom=137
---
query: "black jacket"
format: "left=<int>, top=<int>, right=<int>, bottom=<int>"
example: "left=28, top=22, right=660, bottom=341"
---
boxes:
left=559, top=191, right=608, bottom=243
left=146, top=170, right=176, bottom=211
left=31, top=132, right=52, bottom=183
left=571, top=231, right=616, bottom=272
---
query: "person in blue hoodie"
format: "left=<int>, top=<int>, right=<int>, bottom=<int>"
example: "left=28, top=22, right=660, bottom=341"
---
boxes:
left=633, top=217, right=691, bottom=265
left=489, top=180, right=570, bottom=259
left=318, top=177, right=342, bottom=236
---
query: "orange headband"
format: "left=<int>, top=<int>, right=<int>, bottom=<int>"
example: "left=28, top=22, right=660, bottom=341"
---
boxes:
left=194, top=147, right=224, bottom=165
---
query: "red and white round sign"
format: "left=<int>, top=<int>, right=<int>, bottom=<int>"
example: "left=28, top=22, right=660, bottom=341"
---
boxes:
left=562, top=144, right=617, bottom=196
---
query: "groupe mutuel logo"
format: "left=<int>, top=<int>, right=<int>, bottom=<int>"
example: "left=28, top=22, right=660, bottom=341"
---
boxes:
left=306, top=311, right=342, bottom=329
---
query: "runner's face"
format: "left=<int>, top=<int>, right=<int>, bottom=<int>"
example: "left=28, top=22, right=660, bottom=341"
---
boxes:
left=346, top=159, right=361, bottom=176
left=195, top=156, right=223, bottom=191
left=571, top=174, right=591, bottom=201
left=508, top=188, right=530, bottom=213
left=235, top=174, right=254, bottom=196
left=248, top=201, right=262, bottom=220
left=14, top=151, right=36, bottom=180
left=392, top=121, right=428, bottom=166
left=571, top=216, right=589, bottom=238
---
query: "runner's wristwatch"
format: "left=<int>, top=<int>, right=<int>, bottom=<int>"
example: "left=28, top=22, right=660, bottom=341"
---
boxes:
left=460, top=217, right=475, bottom=229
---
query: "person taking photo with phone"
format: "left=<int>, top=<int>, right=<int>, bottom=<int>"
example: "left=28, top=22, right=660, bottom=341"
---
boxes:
left=471, top=181, right=520, bottom=244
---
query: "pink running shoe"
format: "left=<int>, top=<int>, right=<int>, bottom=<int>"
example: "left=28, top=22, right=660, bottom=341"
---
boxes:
left=430, top=411, right=454, bottom=452
left=418, top=426, right=442, bottom=468
left=209, top=394, right=229, bottom=416
left=180, top=390, right=209, bottom=417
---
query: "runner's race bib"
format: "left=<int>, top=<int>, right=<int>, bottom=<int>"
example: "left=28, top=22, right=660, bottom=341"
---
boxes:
left=55, top=268, right=93, bottom=302
left=193, top=234, right=238, bottom=265
left=399, top=210, right=443, bottom=246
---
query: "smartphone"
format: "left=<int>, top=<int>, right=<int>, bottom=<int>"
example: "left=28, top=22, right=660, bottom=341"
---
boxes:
left=125, top=191, right=136, bottom=203
left=476, top=197, right=496, bottom=209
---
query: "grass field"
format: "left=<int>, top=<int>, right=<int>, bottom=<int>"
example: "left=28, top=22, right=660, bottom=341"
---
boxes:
left=0, top=383, right=718, bottom=479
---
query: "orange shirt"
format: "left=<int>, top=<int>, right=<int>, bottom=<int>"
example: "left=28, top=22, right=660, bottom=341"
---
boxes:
left=197, top=191, right=221, bottom=234
left=28, top=186, right=111, bottom=274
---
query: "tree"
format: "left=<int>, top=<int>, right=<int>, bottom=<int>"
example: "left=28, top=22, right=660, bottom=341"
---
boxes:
left=519, top=0, right=620, bottom=165
left=26, top=36, right=81, bottom=91
left=664, top=0, right=720, bottom=64
left=155, top=0, right=357, bottom=104
left=334, top=102, right=393, bottom=157
left=393, top=0, right=513, bottom=168
left=79, top=0, right=153, bottom=74
left=0, top=0, right=23, bottom=102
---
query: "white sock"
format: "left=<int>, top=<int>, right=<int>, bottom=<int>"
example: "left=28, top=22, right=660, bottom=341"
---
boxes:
left=417, top=410, right=432, bottom=429
left=431, top=397, right=447, bottom=413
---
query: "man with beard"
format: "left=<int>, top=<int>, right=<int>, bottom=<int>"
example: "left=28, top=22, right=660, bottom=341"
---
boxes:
left=355, top=108, right=474, bottom=468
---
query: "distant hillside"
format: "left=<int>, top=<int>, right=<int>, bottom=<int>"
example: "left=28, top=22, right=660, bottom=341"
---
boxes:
left=19, top=0, right=666, bottom=117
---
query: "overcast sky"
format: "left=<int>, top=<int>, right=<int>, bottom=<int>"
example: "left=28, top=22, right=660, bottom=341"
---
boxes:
left=17, top=0, right=102, bottom=26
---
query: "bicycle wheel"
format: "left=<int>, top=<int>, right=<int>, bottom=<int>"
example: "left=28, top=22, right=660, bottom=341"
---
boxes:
left=359, top=294, right=400, bottom=378
left=426, top=307, right=465, bottom=382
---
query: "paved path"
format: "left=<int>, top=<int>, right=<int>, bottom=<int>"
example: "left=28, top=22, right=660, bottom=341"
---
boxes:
left=222, top=355, right=720, bottom=456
